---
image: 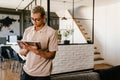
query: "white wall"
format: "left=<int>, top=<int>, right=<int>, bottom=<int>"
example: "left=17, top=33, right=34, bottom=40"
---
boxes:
left=95, top=3, right=120, bottom=66
left=52, top=44, right=94, bottom=74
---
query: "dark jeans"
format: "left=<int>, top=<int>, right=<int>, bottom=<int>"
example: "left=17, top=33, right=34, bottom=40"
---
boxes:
left=20, top=70, right=51, bottom=80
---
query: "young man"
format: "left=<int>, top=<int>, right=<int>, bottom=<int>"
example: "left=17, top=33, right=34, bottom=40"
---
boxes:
left=20, top=5, right=58, bottom=80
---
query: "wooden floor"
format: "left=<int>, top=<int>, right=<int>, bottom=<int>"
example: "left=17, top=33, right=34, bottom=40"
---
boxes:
left=0, top=60, right=21, bottom=80
left=0, top=61, right=113, bottom=80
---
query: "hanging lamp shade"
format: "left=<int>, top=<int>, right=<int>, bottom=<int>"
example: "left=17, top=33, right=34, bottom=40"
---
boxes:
left=61, top=17, right=67, bottom=20
left=61, top=1, right=67, bottom=20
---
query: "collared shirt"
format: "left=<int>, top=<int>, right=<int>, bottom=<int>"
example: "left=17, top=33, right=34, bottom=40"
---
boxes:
left=22, top=24, right=58, bottom=76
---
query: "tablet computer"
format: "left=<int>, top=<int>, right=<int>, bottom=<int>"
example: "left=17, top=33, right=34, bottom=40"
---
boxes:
left=17, top=41, right=41, bottom=49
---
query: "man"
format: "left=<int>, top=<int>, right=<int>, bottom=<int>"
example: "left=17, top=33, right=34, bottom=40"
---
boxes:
left=20, top=5, right=58, bottom=80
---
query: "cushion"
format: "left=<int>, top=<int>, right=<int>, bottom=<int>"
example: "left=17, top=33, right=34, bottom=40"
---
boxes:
left=99, top=65, right=120, bottom=80
left=51, top=72, right=100, bottom=80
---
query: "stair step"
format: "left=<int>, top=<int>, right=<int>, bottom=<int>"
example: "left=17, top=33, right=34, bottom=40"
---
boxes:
left=87, top=40, right=91, bottom=43
left=87, top=37, right=90, bottom=39
left=77, top=23, right=80, bottom=25
left=94, top=57, right=104, bottom=61
left=84, top=32, right=88, bottom=35
left=81, top=28, right=85, bottom=31
left=78, top=25, right=83, bottom=27
left=94, top=54, right=101, bottom=59
left=94, top=47, right=97, bottom=49
left=94, top=63, right=113, bottom=70
left=94, top=60, right=105, bottom=64
left=94, top=52, right=100, bottom=54
left=79, top=25, right=82, bottom=27
left=77, top=21, right=80, bottom=23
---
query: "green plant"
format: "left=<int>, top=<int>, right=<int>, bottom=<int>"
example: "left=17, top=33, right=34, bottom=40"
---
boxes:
left=63, top=29, right=74, bottom=39
left=58, top=30, right=62, bottom=40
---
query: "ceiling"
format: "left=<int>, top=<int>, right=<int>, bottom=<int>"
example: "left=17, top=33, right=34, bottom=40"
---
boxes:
left=95, top=0, right=120, bottom=6
left=0, top=0, right=33, bottom=9
left=0, top=0, right=120, bottom=11
left=0, top=0, right=87, bottom=10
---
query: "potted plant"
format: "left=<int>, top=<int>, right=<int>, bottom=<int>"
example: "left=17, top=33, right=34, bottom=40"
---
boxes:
left=57, top=30, right=62, bottom=43
left=63, top=29, right=73, bottom=44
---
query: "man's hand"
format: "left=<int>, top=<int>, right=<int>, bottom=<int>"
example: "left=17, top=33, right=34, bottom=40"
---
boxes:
left=24, top=42, right=38, bottom=50
left=19, top=42, right=30, bottom=56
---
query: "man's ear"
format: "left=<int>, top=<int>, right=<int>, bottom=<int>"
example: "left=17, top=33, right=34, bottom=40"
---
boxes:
left=44, top=15, right=46, bottom=19
left=43, top=15, right=47, bottom=22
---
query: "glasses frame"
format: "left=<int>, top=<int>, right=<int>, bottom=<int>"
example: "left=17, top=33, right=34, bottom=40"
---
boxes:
left=31, top=17, right=42, bottom=22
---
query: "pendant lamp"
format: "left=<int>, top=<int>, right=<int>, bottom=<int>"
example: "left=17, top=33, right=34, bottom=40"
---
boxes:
left=61, top=1, right=67, bottom=20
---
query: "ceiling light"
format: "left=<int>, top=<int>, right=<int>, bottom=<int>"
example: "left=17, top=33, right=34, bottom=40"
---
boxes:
left=16, top=8, right=18, bottom=11
left=16, top=0, right=24, bottom=11
left=61, top=17, right=67, bottom=20
left=61, top=1, right=67, bottom=20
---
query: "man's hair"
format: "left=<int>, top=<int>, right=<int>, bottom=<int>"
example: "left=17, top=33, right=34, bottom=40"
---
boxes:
left=31, top=5, right=45, bottom=17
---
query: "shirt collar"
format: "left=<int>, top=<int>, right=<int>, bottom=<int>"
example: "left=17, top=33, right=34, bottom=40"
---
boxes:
left=31, top=23, right=48, bottom=32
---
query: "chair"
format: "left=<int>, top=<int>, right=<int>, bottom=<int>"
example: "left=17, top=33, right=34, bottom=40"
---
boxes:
left=0, top=46, right=11, bottom=70
left=0, top=46, right=4, bottom=69
left=6, top=47, right=25, bottom=73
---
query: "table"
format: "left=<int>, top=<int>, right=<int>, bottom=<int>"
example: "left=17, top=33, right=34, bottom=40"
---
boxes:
left=0, top=44, right=26, bottom=60
left=10, top=45, right=26, bottom=60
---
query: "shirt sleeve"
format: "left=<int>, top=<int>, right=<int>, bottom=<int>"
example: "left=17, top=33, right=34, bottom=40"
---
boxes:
left=48, top=31, right=58, bottom=51
left=21, top=28, right=28, bottom=41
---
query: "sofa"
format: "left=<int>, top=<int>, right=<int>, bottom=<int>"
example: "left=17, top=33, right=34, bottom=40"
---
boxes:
left=51, top=65, right=120, bottom=80
left=51, top=71, right=100, bottom=80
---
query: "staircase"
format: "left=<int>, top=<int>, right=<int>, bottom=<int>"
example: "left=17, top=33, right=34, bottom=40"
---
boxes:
left=94, top=51, right=104, bottom=64
left=75, top=19, right=105, bottom=64
left=71, top=12, right=104, bottom=64
left=94, top=47, right=105, bottom=65
left=93, top=47, right=113, bottom=70
left=75, top=20, right=91, bottom=43
left=64, top=10, right=113, bottom=70
left=68, top=10, right=91, bottom=43
left=66, top=11, right=113, bottom=70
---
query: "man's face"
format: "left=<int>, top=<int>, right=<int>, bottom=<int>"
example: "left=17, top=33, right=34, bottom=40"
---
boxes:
left=31, top=13, right=45, bottom=27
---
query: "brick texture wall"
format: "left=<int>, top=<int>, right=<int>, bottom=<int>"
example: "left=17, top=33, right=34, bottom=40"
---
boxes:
left=52, top=44, right=94, bottom=74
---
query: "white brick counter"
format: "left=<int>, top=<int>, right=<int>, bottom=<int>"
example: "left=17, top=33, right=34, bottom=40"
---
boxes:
left=52, top=44, right=94, bottom=74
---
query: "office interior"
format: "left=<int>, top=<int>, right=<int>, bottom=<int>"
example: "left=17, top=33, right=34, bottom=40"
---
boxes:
left=1, top=0, right=120, bottom=80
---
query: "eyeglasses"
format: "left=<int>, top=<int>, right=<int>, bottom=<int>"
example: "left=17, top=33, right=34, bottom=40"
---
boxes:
left=31, top=17, right=42, bottom=22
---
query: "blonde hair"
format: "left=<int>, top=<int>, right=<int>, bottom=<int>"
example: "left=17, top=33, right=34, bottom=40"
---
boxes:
left=31, top=5, right=45, bottom=17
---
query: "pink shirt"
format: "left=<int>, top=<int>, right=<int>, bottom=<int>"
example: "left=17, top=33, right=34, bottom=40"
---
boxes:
left=22, top=24, right=58, bottom=76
